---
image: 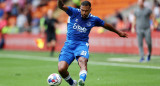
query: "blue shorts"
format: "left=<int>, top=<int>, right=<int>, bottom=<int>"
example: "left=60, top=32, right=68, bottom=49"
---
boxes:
left=59, top=40, right=89, bottom=65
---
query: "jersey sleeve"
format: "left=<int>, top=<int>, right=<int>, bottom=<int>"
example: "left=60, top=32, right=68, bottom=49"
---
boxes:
left=95, top=17, right=105, bottom=27
left=66, top=6, right=79, bottom=17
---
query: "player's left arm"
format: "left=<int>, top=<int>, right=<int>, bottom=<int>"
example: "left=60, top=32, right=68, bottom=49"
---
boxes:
left=103, top=23, right=128, bottom=38
left=95, top=17, right=127, bottom=38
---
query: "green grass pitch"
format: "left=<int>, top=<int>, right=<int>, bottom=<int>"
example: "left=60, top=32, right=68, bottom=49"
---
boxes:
left=0, top=50, right=160, bottom=86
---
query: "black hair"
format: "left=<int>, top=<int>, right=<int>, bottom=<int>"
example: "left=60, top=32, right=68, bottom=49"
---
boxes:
left=81, top=1, right=91, bottom=7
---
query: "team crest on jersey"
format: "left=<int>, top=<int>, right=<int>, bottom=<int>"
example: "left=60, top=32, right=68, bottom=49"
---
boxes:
left=86, top=22, right=91, bottom=27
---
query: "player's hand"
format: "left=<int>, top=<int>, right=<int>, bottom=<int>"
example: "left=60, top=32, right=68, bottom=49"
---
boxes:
left=118, top=31, right=128, bottom=38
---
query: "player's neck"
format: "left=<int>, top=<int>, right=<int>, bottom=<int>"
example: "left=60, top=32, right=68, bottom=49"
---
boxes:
left=81, top=14, right=90, bottom=19
left=140, top=5, right=144, bottom=9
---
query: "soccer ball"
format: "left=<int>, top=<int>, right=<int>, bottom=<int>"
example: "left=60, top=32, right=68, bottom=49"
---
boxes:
left=47, top=73, right=62, bottom=86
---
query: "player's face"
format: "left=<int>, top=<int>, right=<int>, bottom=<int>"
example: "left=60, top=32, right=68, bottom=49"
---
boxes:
left=80, top=5, right=91, bottom=18
left=138, top=0, right=144, bottom=7
left=47, top=10, right=53, bottom=19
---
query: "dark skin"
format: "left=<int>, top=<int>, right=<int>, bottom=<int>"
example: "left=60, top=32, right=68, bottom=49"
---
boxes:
left=58, top=0, right=128, bottom=78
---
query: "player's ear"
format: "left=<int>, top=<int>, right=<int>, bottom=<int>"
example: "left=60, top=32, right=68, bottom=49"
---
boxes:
left=90, top=8, right=92, bottom=12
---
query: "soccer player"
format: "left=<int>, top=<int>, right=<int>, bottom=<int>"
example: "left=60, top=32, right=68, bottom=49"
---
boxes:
left=57, top=0, right=128, bottom=86
left=41, top=9, right=58, bottom=56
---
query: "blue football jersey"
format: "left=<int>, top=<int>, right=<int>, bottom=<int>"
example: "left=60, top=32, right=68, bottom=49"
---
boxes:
left=66, top=6, right=105, bottom=42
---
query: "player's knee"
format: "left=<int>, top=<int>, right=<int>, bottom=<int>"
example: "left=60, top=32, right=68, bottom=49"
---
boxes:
left=58, top=62, right=68, bottom=74
left=78, top=59, right=84, bottom=64
left=58, top=66, right=66, bottom=74
left=51, top=40, right=56, bottom=46
left=78, top=57, right=88, bottom=67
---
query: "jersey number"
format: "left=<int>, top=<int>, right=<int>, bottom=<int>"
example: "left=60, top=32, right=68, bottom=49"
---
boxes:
left=81, top=51, right=87, bottom=56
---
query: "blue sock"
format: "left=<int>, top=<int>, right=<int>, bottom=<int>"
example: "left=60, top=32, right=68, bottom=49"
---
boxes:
left=64, top=75, right=73, bottom=85
left=79, top=70, right=87, bottom=81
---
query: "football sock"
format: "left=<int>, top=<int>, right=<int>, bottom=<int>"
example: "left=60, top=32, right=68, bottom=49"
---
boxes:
left=79, top=70, right=87, bottom=81
left=64, top=75, right=74, bottom=85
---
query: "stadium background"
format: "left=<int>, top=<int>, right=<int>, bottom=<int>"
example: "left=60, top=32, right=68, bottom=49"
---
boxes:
left=0, top=0, right=160, bottom=86
left=0, top=0, right=160, bottom=55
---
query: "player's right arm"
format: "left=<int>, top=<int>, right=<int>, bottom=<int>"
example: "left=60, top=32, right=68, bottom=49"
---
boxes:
left=58, top=0, right=68, bottom=12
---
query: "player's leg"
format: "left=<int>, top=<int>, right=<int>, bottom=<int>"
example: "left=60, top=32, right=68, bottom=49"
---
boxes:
left=58, top=61, right=77, bottom=86
left=50, top=34, right=56, bottom=56
left=58, top=61, right=69, bottom=78
left=75, top=42, right=89, bottom=86
left=78, top=57, right=88, bottom=86
left=46, top=34, right=56, bottom=56
left=46, top=41, right=53, bottom=56
left=58, top=44, right=77, bottom=86
left=50, top=39, right=56, bottom=56
left=46, top=34, right=51, bottom=48
left=137, top=32, right=145, bottom=62
left=144, top=29, right=152, bottom=61
left=46, top=35, right=52, bottom=55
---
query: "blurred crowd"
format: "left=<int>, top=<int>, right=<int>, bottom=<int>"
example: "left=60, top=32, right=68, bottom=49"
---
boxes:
left=113, top=0, right=160, bottom=32
left=0, top=0, right=160, bottom=36
left=0, top=0, right=68, bottom=35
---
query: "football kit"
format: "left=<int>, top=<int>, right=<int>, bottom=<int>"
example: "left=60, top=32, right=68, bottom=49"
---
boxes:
left=59, top=6, right=105, bottom=65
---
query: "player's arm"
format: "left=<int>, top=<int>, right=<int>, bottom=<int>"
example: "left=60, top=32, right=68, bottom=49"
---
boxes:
left=103, top=23, right=128, bottom=38
left=131, top=15, right=136, bottom=33
left=40, top=19, right=47, bottom=37
left=58, top=0, right=68, bottom=12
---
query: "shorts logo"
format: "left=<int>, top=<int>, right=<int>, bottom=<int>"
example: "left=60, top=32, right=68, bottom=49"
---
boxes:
left=73, top=23, right=87, bottom=33
left=81, top=51, right=87, bottom=56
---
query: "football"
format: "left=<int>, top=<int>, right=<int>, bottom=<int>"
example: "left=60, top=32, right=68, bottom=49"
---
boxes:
left=47, top=73, right=62, bottom=86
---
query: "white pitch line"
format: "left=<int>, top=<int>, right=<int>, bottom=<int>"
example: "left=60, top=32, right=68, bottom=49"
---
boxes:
left=107, top=56, right=160, bottom=63
left=107, top=58, right=138, bottom=63
left=0, top=54, right=160, bottom=69
left=0, top=54, right=58, bottom=61
left=89, top=61, right=160, bottom=69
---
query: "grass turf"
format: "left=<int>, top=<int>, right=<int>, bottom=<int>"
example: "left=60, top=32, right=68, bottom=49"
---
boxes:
left=0, top=50, right=160, bottom=86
